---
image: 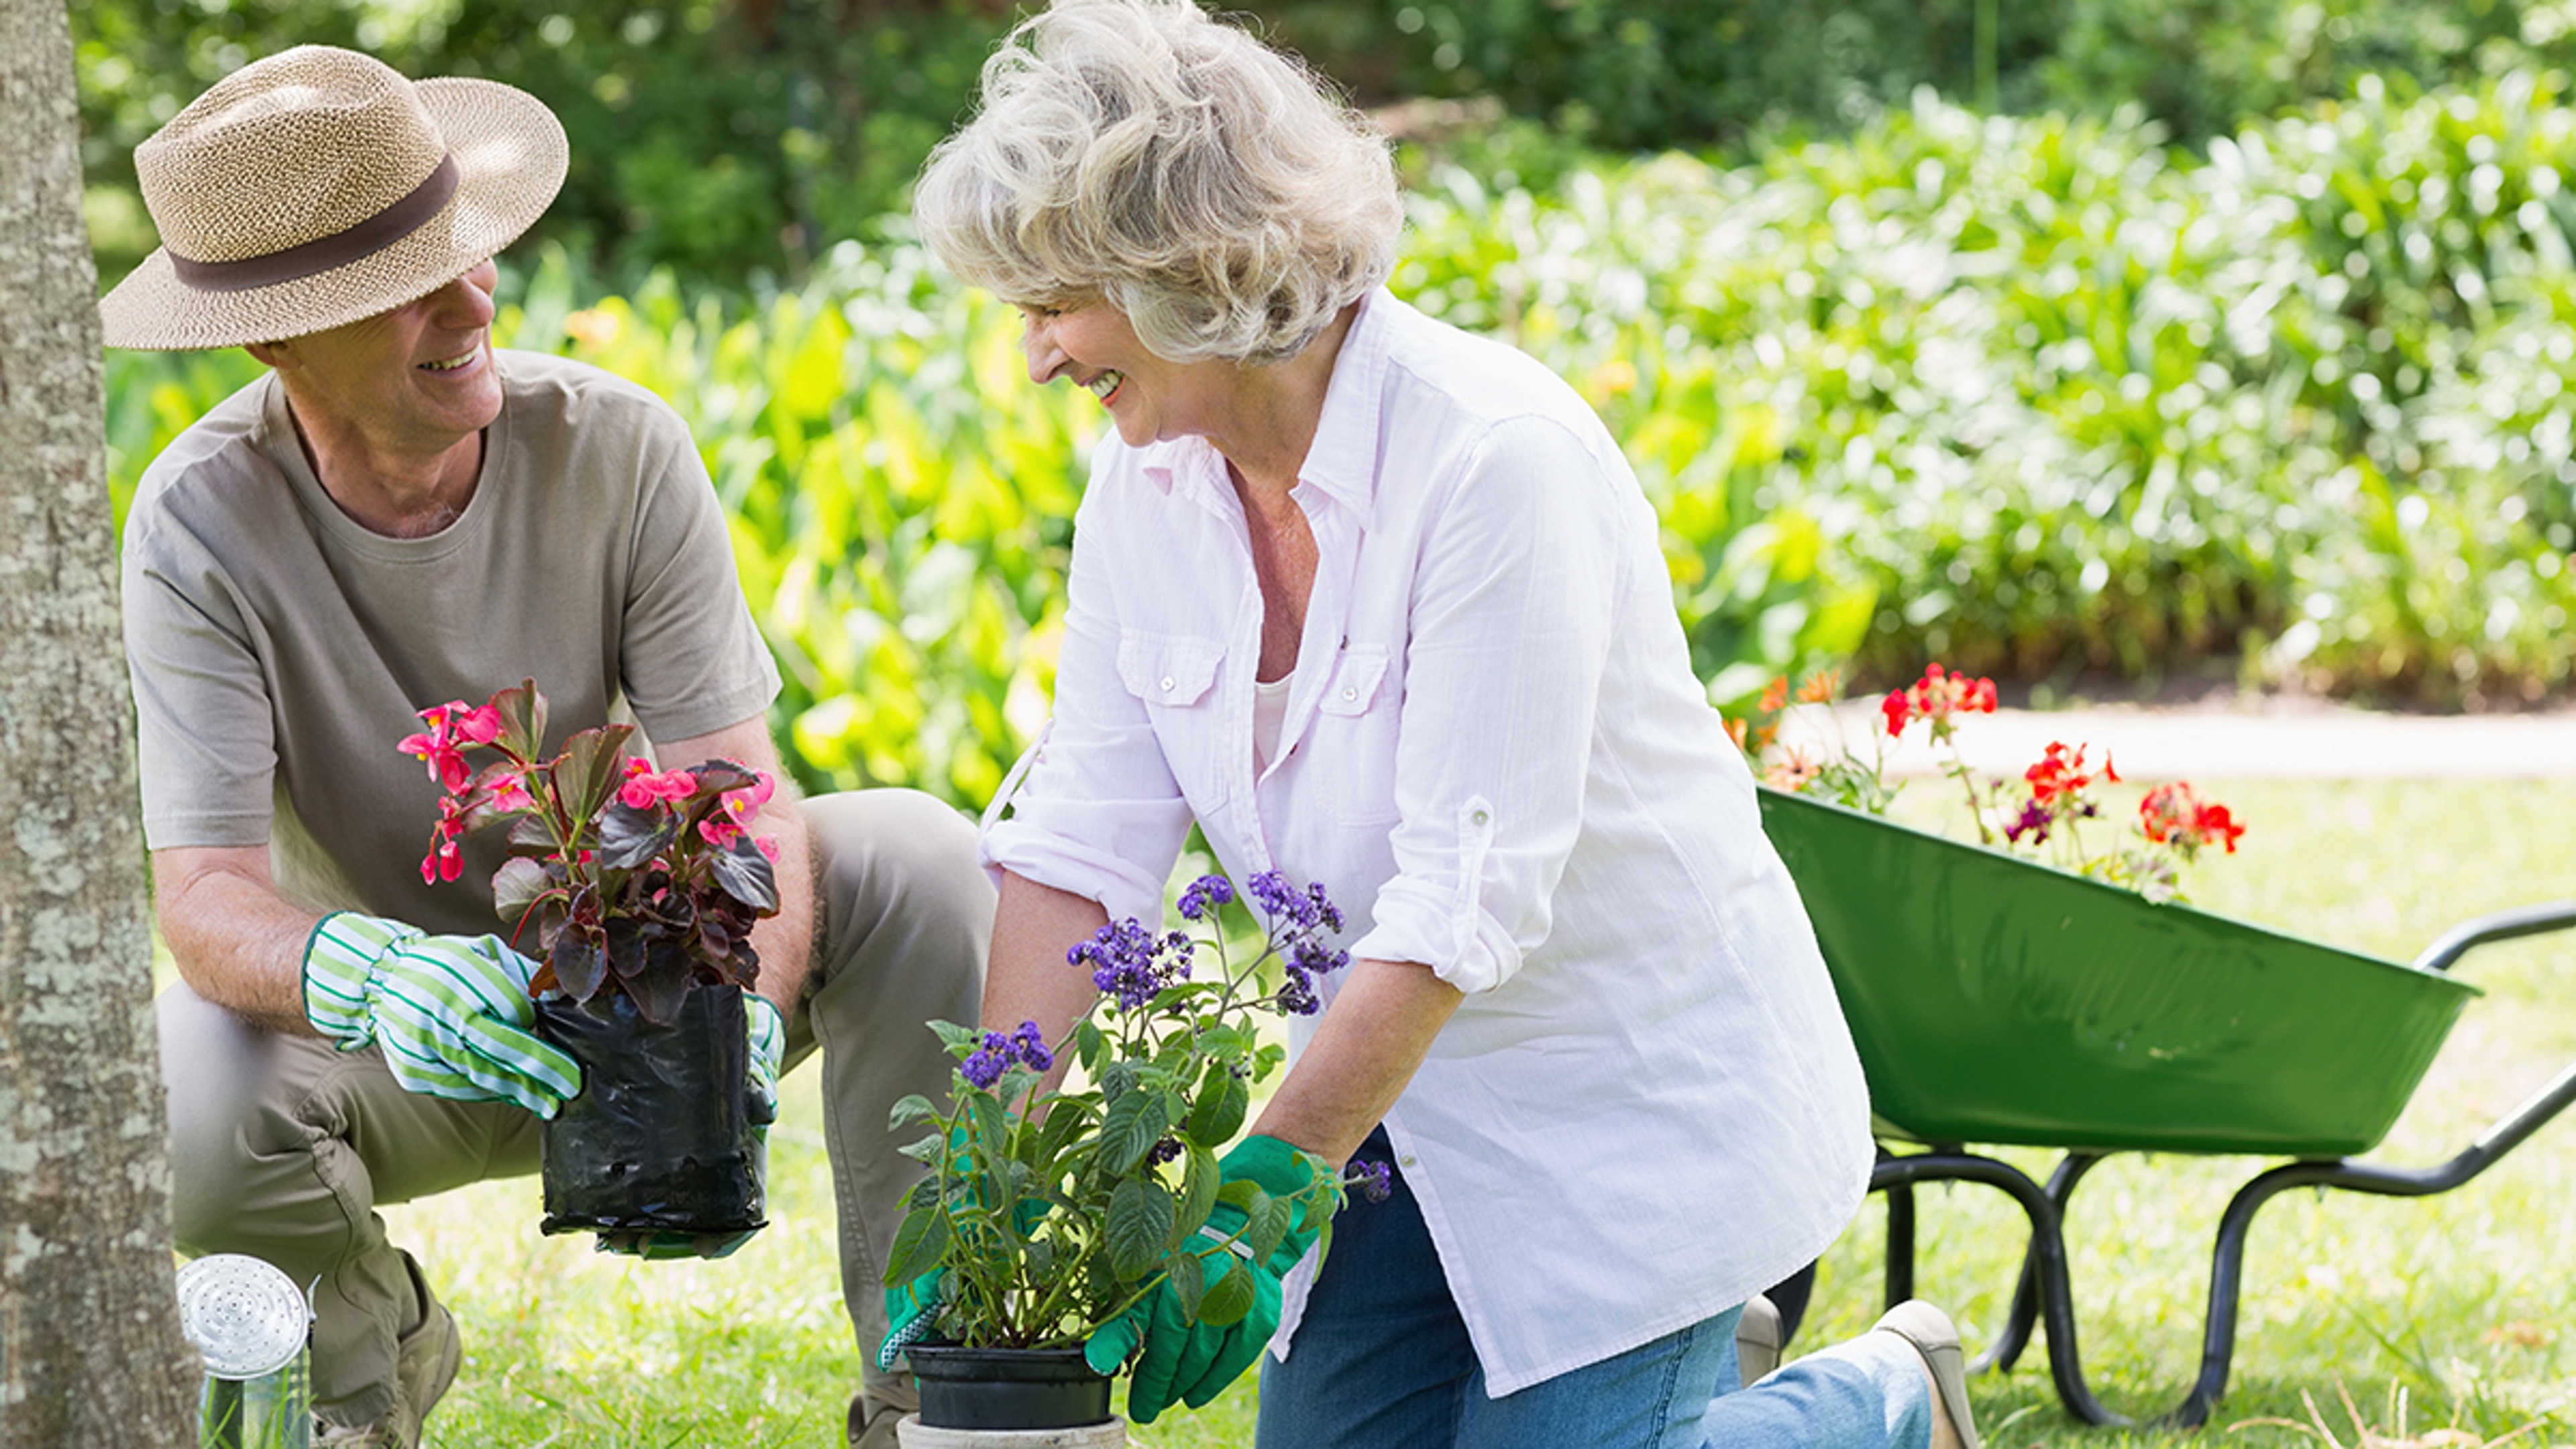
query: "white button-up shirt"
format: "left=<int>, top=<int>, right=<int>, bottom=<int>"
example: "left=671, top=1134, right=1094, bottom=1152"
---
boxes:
left=980, top=290, right=1872, bottom=1396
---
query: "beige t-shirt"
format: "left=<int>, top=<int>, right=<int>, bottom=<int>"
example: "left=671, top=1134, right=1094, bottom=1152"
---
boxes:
left=121, top=350, right=780, bottom=938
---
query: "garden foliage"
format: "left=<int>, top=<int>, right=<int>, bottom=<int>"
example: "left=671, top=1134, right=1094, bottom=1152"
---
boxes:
left=103, top=77, right=2576, bottom=807
left=74, top=0, right=2576, bottom=286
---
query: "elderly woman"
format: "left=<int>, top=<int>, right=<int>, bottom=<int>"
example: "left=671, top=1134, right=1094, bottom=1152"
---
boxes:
left=902, top=3, right=1979, bottom=1446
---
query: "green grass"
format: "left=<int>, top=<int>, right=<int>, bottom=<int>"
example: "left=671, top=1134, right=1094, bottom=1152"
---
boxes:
left=400, top=776, right=2576, bottom=1447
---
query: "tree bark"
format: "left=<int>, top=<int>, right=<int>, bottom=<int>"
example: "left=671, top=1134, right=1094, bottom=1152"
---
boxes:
left=0, top=0, right=203, bottom=1443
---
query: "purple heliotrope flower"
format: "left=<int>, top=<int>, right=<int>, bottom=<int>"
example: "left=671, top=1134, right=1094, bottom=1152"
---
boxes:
left=1346, top=1160, right=1394, bottom=1203
left=1069, top=918, right=1192, bottom=1010
left=1242, top=871, right=1351, bottom=1015
left=1177, top=873, right=1236, bottom=921
left=959, top=1018, right=1055, bottom=1089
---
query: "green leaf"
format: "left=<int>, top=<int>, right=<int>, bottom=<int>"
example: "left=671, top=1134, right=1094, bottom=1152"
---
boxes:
left=1099, top=1089, right=1170, bottom=1174
left=1106, top=1178, right=1175, bottom=1279
left=574, top=727, right=639, bottom=820
left=928, top=1019, right=981, bottom=1053
left=885, top=1206, right=951, bottom=1285
left=888, top=1094, right=937, bottom=1130
left=1197, top=1257, right=1255, bottom=1327
left=504, top=814, right=557, bottom=859
left=1183, top=1065, right=1248, bottom=1148
left=1173, top=1143, right=1218, bottom=1246
left=1099, top=1059, right=1141, bottom=1106
left=1170, top=1246, right=1206, bottom=1324
left=1244, top=1193, right=1294, bottom=1266
left=1027, top=1094, right=1091, bottom=1173
left=492, top=678, right=545, bottom=760
left=491, top=857, right=554, bottom=927
left=1074, top=1019, right=1107, bottom=1077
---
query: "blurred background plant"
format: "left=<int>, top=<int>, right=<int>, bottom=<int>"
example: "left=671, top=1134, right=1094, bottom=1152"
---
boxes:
left=85, top=0, right=2576, bottom=809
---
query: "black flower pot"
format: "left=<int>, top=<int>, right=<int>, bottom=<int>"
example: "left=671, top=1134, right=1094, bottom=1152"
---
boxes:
left=533, top=983, right=767, bottom=1236
left=908, top=1344, right=1114, bottom=1431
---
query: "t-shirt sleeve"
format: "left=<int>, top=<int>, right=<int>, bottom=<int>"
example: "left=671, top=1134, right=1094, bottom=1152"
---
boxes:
left=613, top=405, right=781, bottom=744
left=122, top=490, right=280, bottom=850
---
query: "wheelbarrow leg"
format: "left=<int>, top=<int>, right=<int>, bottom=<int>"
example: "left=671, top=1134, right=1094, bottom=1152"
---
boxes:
left=1982, top=1152, right=2106, bottom=1375
left=2168, top=1053, right=2576, bottom=1428
left=1883, top=1181, right=1915, bottom=1308
left=1871, top=1150, right=2132, bottom=1428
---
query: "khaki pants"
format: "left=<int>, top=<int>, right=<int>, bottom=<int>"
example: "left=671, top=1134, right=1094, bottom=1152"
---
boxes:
left=160, top=790, right=993, bottom=1431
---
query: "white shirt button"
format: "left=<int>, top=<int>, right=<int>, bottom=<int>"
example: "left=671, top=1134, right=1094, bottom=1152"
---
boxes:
left=1341, top=686, right=1359, bottom=701
left=1161, top=676, right=1176, bottom=692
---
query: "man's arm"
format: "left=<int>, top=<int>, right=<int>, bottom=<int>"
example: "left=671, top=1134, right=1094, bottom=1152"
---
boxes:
left=155, top=844, right=325, bottom=1034
left=653, top=716, right=814, bottom=1015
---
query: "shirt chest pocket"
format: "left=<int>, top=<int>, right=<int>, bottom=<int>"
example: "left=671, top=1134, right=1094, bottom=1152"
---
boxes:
left=1314, top=645, right=1401, bottom=825
left=1116, top=629, right=1231, bottom=807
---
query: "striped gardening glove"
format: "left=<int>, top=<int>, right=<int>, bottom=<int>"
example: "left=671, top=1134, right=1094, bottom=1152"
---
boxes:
left=301, top=912, right=581, bottom=1117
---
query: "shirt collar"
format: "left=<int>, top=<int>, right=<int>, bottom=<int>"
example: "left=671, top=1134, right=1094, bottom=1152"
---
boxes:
left=1292, top=288, right=1394, bottom=522
left=1134, top=288, right=1397, bottom=522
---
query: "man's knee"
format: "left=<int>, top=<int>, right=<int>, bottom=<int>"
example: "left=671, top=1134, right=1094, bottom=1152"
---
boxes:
left=804, top=789, right=997, bottom=951
left=158, top=983, right=301, bottom=1250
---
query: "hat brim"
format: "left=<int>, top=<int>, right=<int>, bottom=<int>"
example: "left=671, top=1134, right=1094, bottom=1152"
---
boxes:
left=99, top=76, right=568, bottom=352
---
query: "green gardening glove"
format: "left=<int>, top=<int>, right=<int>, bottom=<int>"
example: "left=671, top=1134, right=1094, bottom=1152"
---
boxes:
left=302, top=912, right=580, bottom=1117
left=596, top=994, right=785, bottom=1262
left=1084, top=1134, right=1323, bottom=1424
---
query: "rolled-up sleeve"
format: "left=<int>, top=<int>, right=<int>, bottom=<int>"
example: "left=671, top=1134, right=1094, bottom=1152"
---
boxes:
left=977, top=487, right=1197, bottom=926
left=1348, top=416, right=1625, bottom=994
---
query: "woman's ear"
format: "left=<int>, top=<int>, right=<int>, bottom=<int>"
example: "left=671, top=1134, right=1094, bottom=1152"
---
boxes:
left=244, top=339, right=291, bottom=370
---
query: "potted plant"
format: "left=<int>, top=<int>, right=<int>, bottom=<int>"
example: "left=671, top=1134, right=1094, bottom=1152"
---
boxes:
left=400, top=680, right=783, bottom=1238
left=879, top=871, right=1390, bottom=1445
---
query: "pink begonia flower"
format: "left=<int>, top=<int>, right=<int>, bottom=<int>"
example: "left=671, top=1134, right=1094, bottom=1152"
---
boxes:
left=700, top=773, right=777, bottom=851
left=419, top=794, right=470, bottom=883
left=485, top=772, right=536, bottom=814
left=421, top=837, right=463, bottom=885
left=699, top=772, right=777, bottom=850
left=399, top=702, right=504, bottom=794
left=756, top=835, right=780, bottom=863
left=618, top=757, right=698, bottom=810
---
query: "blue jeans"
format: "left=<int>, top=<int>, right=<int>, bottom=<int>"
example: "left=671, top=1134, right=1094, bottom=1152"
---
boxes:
left=1257, top=1130, right=1933, bottom=1449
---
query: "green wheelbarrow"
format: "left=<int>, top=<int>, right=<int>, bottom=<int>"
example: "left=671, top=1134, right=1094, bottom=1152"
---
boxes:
left=1755, top=785, right=2576, bottom=1428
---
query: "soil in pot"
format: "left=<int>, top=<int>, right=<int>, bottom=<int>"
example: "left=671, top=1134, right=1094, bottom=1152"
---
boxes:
left=907, top=1344, right=1114, bottom=1431
left=534, top=983, right=767, bottom=1236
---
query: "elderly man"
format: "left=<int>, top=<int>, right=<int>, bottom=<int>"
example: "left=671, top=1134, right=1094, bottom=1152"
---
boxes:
left=101, top=46, right=985, bottom=1448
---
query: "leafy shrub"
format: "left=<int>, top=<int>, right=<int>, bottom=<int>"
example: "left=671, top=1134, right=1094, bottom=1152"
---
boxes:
left=1392, top=76, right=2576, bottom=707
left=102, top=76, right=2576, bottom=812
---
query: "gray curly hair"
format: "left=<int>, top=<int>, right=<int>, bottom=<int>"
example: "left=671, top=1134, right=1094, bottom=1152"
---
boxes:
left=913, top=0, right=1402, bottom=365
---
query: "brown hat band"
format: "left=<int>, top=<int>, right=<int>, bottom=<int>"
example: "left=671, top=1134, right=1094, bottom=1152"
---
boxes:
left=167, top=154, right=461, bottom=295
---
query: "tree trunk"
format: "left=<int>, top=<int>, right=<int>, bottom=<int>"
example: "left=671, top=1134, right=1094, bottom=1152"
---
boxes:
left=0, top=0, right=204, bottom=1443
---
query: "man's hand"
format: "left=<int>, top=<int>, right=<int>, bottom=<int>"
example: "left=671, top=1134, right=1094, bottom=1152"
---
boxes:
left=1084, top=1135, right=1324, bottom=1424
left=596, top=994, right=784, bottom=1261
left=301, top=912, right=580, bottom=1116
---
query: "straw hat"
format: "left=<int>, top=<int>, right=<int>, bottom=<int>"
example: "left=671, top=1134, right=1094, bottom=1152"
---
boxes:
left=99, top=46, right=568, bottom=351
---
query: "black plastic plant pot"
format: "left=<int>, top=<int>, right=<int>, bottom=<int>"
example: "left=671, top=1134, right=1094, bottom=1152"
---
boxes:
left=533, top=983, right=767, bottom=1237
left=909, top=1345, right=1114, bottom=1430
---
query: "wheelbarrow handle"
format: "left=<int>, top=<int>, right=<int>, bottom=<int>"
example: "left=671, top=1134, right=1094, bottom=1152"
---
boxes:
left=2410, top=900, right=2576, bottom=973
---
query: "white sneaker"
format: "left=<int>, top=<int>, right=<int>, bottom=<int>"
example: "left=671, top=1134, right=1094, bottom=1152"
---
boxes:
left=1872, top=1300, right=1980, bottom=1449
left=1735, top=1293, right=1782, bottom=1386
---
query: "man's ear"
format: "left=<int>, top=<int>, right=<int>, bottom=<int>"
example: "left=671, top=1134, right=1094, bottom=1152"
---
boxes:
left=244, top=339, right=290, bottom=370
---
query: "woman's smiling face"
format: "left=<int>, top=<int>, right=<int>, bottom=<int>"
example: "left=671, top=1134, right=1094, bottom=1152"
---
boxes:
left=1018, top=299, right=1236, bottom=449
